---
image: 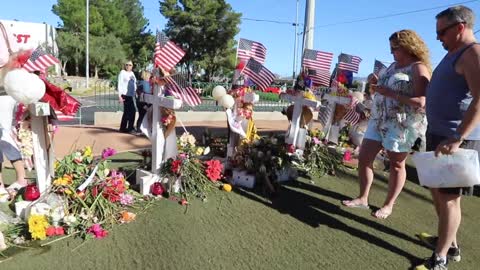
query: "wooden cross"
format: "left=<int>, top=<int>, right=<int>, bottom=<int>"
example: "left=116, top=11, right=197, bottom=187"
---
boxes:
left=281, top=92, right=321, bottom=149
left=135, top=82, right=183, bottom=195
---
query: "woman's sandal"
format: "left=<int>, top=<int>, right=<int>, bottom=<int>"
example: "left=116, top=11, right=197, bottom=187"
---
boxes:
left=5, top=182, right=27, bottom=198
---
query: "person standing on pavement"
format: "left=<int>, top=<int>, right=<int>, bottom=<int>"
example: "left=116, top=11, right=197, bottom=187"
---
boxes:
left=415, top=5, right=480, bottom=270
left=118, top=60, right=137, bottom=133
left=135, top=70, right=152, bottom=133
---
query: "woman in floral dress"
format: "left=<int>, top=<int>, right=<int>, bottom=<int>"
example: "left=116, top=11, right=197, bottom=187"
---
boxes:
left=342, top=30, right=431, bottom=219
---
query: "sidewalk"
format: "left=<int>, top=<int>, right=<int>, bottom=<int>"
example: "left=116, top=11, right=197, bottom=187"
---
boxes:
left=54, top=120, right=308, bottom=158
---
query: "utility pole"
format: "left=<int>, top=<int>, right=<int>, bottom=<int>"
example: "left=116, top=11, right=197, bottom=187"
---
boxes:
left=292, top=0, right=300, bottom=80
left=302, top=0, right=315, bottom=51
left=86, top=0, right=89, bottom=89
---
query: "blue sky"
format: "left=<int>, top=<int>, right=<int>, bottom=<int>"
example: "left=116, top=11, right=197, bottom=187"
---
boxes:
left=2, top=0, right=479, bottom=77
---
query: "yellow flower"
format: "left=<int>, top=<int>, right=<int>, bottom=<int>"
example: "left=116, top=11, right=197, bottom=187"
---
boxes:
left=83, top=146, right=93, bottom=158
left=28, top=214, right=49, bottom=240
left=54, top=161, right=59, bottom=170
left=303, top=91, right=316, bottom=101
left=64, top=189, right=73, bottom=195
left=53, top=175, right=73, bottom=186
left=195, top=147, right=204, bottom=156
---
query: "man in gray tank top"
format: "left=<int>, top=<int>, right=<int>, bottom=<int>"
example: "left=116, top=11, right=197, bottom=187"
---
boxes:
left=416, top=5, right=480, bottom=270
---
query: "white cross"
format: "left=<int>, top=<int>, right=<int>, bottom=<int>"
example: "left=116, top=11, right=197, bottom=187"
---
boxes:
left=28, top=102, right=54, bottom=194
left=14, top=102, right=54, bottom=219
left=321, top=93, right=351, bottom=143
left=135, top=82, right=183, bottom=195
left=281, top=92, right=321, bottom=149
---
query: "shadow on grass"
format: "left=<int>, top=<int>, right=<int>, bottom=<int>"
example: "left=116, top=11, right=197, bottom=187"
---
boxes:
left=234, top=180, right=424, bottom=266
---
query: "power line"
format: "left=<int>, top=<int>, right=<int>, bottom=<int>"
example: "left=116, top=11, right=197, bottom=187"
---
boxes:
left=242, top=17, right=299, bottom=26
left=314, top=0, right=479, bottom=29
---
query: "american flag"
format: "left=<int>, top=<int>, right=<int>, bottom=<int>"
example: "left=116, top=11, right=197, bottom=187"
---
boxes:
left=306, top=68, right=330, bottom=87
left=164, top=74, right=201, bottom=107
left=22, top=46, right=59, bottom=73
left=154, top=30, right=185, bottom=72
left=54, top=110, right=76, bottom=121
left=237, top=38, right=267, bottom=64
left=373, top=59, right=387, bottom=75
left=337, top=53, right=362, bottom=73
left=343, top=97, right=360, bottom=125
left=302, top=49, right=333, bottom=71
left=242, top=58, right=275, bottom=90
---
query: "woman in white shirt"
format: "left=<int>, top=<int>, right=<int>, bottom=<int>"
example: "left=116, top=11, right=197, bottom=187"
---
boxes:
left=118, top=60, right=137, bottom=133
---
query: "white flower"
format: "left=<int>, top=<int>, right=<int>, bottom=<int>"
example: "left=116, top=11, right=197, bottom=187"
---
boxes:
left=63, top=215, right=77, bottom=226
left=203, top=146, right=211, bottom=155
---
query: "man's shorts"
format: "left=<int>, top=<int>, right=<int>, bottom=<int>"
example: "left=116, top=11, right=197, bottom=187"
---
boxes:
left=426, top=132, right=480, bottom=196
left=0, top=128, right=22, bottom=164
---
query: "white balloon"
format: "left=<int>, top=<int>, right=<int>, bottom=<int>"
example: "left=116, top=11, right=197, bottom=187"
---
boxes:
left=219, top=94, right=235, bottom=109
left=212, top=85, right=226, bottom=101
left=4, top=69, right=45, bottom=104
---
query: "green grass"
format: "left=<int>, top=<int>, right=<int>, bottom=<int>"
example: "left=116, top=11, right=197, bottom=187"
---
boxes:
left=1, top=152, right=480, bottom=269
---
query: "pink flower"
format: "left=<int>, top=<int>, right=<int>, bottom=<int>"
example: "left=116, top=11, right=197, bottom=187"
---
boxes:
left=313, top=137, right=321, bottom=145
left=205, top=160, right=223, bottom=182
left=101, top=147, right=117, bottom=159
left=119, top=193, right=134, bottom=206
left=87, top=224, right=108, bottom=239
left=55, top=226, right=65, bottom=235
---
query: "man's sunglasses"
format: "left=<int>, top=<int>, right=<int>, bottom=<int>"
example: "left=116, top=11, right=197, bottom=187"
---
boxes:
left=436, top=21, right=465, bottom=36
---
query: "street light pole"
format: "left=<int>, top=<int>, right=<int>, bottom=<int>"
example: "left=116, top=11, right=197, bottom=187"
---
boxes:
left=86, top=0, right=89, bottom=89
left=302, top=0, right=315, bottom=50
left=292, top=0, right=299, bottom=80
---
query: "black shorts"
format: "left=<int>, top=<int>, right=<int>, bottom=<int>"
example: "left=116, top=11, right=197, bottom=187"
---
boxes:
left=425, top=132, right=480, bottom=196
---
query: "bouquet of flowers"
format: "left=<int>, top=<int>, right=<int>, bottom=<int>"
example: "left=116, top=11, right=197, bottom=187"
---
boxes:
left=232, top=135, right=292, bottom=191
left=28, top=146, right=143, bottom=241
left=294, top=129, right=344, bottom=177
left=160, top=132, right=221, bottom=201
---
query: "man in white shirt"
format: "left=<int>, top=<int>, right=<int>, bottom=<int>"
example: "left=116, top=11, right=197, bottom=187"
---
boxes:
left=118, top=60, right=137, bottom=133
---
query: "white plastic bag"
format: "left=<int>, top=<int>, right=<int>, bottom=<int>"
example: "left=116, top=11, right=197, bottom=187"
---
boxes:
left=411, top=149, right=480, bottom=188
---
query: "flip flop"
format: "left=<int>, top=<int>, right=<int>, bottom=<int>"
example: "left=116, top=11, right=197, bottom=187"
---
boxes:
left=341, top=199, right=370, bottom=209
left=373, top=207, right=392, bottom=219
left=6, top=182, right=27, bottom=195
left=0, top=187, right=9, bottom=203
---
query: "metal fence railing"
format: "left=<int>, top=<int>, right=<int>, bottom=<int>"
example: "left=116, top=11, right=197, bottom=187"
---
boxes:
left=93, top=81, right=292, bottom=112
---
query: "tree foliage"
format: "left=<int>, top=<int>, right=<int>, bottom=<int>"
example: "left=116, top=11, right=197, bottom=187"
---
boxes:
left=52, top=0, right=151, bottom=79
left=160, top=0, right=241, bottom=81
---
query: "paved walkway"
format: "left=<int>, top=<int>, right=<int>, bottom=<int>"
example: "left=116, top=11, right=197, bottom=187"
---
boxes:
left=54, top=120, right=314, bottom=158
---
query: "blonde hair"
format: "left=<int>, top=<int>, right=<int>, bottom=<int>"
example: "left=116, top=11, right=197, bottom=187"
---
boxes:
left=389, top=30, right=432, bottom=73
